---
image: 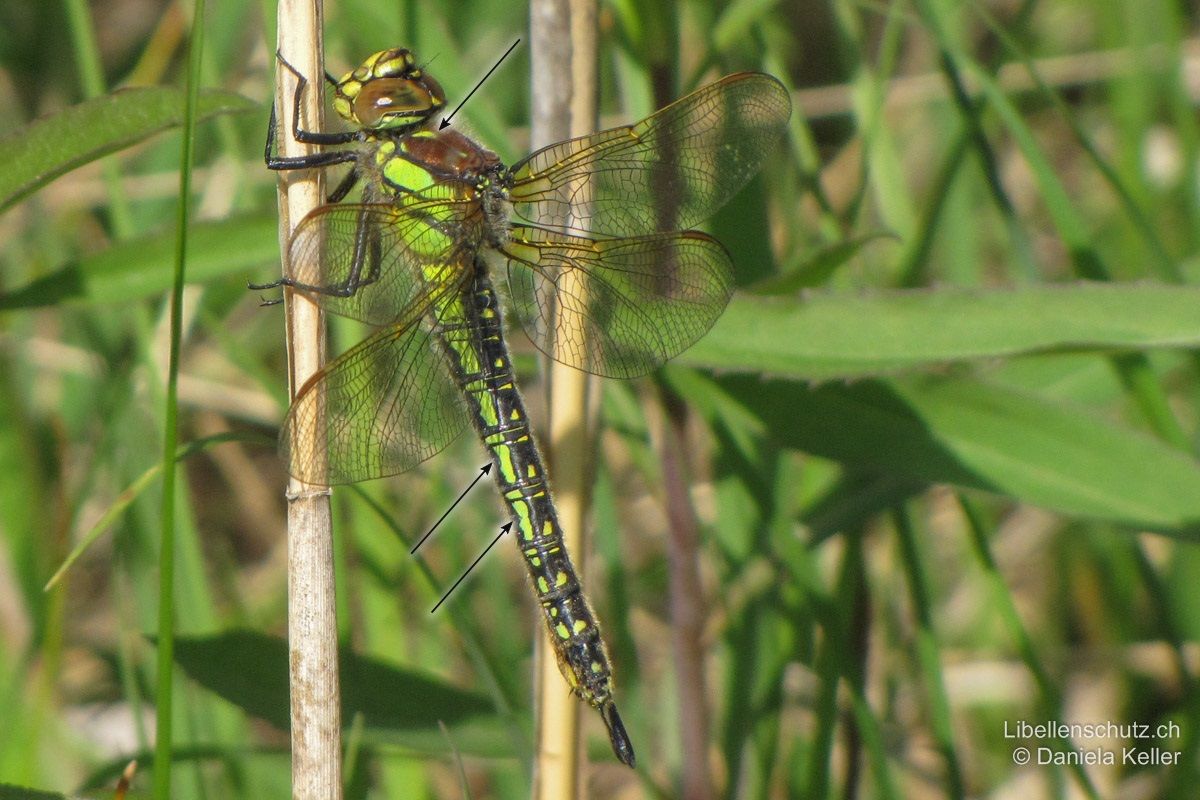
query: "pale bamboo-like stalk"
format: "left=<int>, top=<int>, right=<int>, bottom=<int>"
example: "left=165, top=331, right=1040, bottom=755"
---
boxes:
left=530, top=0, right=598, bottom=796
left=273, top=2, right=342, bottom=798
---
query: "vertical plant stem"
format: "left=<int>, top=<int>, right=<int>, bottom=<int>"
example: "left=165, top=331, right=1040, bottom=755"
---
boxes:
left=274, top=2, right=342, bottom=798
left=530, top=0, right=597, bottom=794
left=892, top=507, right=966, bottom=799
left=657, top=387, right=714, bottom=800
left=152, top=1, right=205, bottom=797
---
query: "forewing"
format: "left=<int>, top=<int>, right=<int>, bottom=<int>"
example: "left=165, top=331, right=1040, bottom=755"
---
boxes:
left=285, top=198, right=479, bottom=326
left=502, top=225, right=733, bottom=378
left=508, top=73, right=791, bottom=238
left=281, top=278, right=470, bottom=485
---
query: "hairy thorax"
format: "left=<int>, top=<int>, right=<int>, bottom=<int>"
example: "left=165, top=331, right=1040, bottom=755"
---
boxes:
left=359, top=127, right=514, bottom=248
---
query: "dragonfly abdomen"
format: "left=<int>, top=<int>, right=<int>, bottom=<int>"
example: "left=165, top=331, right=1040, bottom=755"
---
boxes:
left=433, top=262, right=634, bottom=765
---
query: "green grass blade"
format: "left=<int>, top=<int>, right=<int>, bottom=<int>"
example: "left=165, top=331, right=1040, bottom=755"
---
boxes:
left=43, top=432, right=271, bottom=591
left=0, top=784, right=69, bottom=799
left=0, top=214, right=277, bottom=311
left=152, top=1, right=206, bottom=796
left=893, top=507, right=966, bottom=797
left=0, top=87, right=254, bottom=214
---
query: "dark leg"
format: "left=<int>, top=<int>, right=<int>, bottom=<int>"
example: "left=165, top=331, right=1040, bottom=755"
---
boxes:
left=248, top=202, right=384, bottom=297
left=327, top=168, right=361, bottom=203
left=277, top=51, right=358, bottom=145
left=319, top=204, right=384, bottom=296
left=263, top=52, right=359, bottom=170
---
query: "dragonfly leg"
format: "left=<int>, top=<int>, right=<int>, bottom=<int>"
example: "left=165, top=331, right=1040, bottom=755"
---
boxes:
left=275, top=51, right=358, bottom=146
left=263, top=52, right=359, bottom=171
left=326, top=167, right=360, bottom=203
left=249, top=205, right=384, bottom=298
left=341, top=204, right=385, bottom=292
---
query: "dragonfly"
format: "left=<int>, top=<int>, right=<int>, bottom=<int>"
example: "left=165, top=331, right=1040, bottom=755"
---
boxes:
left=255, top=47, right=791, bottom=767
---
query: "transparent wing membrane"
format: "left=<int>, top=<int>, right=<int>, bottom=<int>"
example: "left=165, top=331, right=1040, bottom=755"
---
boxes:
left=280, top=199, right=482, bottom=484
left=285, top=199, right=483, bottom=326
left=508, top=73, right=791, bottom=238
left=281, top=288, right=470, bottom=485
left=503, top=225, right=734, bottom=378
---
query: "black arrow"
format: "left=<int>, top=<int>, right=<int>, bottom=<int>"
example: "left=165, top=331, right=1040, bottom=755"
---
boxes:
left=411, top=463, right=493, bottom=553
left=439, top=39, right=521, bottom=129
left=431, top=522, right=511, bottom=613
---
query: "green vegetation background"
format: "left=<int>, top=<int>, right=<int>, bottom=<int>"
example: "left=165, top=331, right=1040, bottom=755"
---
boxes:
left=2, top=0, right=1200, bottom=798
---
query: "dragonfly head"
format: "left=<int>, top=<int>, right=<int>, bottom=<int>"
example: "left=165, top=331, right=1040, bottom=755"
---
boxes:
left=334, top=48, right=445, bottom=132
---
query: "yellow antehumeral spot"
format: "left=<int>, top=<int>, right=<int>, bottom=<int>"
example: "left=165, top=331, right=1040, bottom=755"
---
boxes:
left=374, top=140, right=396, bottom=164
left=527, top=464, right=537, bottom=478
left=382, top=153, right=437, bottom=194
left=510, top=408, right=521, bottom=420
left=541, top=520, right=553, bottom=537
left=494, top=357, right=505, bottom=368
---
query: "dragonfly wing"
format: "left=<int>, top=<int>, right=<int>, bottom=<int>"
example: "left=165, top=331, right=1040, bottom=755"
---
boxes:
left=285, top=198, right=479, bottom=326
left=502, top=224, right=733, bottom=379
left=508, top=72, right=791, bottom=238
left=281, top=272, right=472, bottom=485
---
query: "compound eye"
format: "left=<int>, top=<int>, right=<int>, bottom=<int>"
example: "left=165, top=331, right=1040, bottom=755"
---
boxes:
left=353, top=78, right=434, bottom=128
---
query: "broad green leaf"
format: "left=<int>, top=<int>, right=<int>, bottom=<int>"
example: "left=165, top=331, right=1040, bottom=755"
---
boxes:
left=0, top=87, right=256, bottom=213
left=0, top=784, right=67, bottom=800
left=169, top=630, right=502, bottom=749
left=708, top=373, right=1200, bottom=536
left=682, top=283, right=1200, bottom=380
left=0, top=214, right=277, bottom=311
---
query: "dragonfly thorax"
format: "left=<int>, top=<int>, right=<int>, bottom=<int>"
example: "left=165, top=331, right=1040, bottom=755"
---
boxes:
left=361, top=127, right=514, bottom=248
left=333, top=48, right=445, bottom=132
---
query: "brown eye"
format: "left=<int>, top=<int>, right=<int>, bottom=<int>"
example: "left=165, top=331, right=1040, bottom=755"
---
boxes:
left=353, top=78, right=434, bottom=128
